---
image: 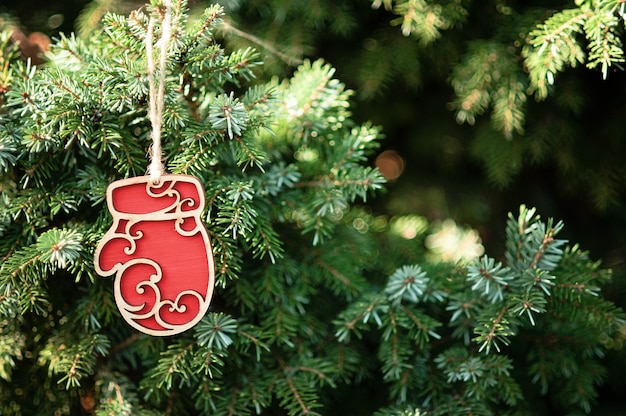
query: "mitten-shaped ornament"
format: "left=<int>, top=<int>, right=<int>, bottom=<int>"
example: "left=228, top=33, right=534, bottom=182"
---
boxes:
left=94, top=175, right=214, bottom=336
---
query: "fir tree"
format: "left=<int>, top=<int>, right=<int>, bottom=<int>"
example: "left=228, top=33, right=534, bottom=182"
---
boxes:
left=0, top=1, right=624, bottom=415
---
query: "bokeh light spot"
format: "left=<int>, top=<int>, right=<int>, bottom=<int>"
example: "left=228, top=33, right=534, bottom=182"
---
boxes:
left=375, top=150, right=405, bottom=181
left=48, top=14, right=64, bottom=29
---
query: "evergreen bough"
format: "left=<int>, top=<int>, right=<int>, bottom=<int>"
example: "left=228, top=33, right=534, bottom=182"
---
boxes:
left=0, top=1, right=623, bottom=414
left=378, top=0, right=626, bottom=136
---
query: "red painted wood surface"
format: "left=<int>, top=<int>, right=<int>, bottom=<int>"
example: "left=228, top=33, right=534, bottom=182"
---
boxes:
left=94, top=175, right=214, bottom=336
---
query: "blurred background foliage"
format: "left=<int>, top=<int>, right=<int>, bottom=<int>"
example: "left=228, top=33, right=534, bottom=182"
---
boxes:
left=3, top=0, right=626, bottom=410
left=5, top=0, right=626, bottom=251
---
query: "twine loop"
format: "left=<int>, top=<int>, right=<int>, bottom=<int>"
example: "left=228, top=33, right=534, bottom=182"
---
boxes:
left=146, top=0, right=173, bottom=184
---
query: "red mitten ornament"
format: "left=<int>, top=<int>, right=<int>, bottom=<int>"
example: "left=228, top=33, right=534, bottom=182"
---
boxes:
left=94, top=175, right=214, bottom=336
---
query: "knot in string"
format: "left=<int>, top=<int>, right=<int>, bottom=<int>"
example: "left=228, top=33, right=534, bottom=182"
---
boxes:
left=146, top=0, right=173, bottom=184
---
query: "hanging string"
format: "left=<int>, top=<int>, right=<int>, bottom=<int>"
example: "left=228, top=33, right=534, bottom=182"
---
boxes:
left=146, top=0, right=173, bottom=184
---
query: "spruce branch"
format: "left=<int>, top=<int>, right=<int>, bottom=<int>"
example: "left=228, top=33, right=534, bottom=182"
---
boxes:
left=0, top=322, right=24, bottom=382
left=475, top=305, right=511, bottom=353
left=523, top=3, right=626, bottom=98
left=149, top=342, right=195, bottom=390
left=315, top=257, right=354, bottom=290
left=372, top=0, right=468, bottom=44
left=42, top=333, right=110, bottom=389
left=282, top=373, right=319, bottom=416
left=584, top=10, right=624, bottom=78
left=524, top=7, right=591, bottom=99
left=110, top=332, right=144, bottom=355
left=194, top=312, right=238, bottom=349
left=219, top=19, right=303, bottom=67
left=451, top=40, right=527, bottom=139
left=178, top=4, right=223, bottom=59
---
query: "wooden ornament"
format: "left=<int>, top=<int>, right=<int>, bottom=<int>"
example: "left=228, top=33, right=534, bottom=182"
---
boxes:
left=94, top=175, right=214, bottom=336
